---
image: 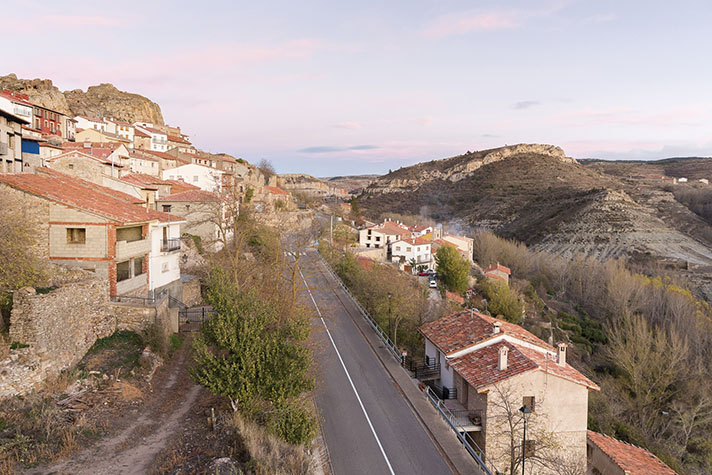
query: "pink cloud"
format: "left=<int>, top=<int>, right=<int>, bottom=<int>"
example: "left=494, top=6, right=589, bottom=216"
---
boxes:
left=334, top=121, right=362, bottom=130
left=424, top=11, right=519, bottom=37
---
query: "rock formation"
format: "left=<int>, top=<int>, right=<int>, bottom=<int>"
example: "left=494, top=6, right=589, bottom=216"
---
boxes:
left=0, top=73, right=164, bottom=125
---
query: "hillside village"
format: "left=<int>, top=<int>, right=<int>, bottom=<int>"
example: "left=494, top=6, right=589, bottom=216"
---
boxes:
left=0, top=83, right=690, bottom=474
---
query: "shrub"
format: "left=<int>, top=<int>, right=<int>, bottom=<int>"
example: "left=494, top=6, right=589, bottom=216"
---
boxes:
left=477, top=279, right=524, bottom=324
left=269, top=401, right=318, bottom=446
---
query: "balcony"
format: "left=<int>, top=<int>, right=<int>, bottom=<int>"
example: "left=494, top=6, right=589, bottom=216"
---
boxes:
left=442, top=400, right=483, bottom=431
left=160, top=238, right=181, bottom=252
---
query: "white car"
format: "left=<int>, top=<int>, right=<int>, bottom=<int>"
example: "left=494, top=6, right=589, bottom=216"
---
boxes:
left=429, top=279, right=438, bottom=289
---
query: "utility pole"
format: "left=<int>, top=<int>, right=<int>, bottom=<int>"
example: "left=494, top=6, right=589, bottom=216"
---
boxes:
left=330, top=214, right=334, bottom=246
left=519, top=405, right=532, bottom=475
left=387, top=292, right=392, bottom=341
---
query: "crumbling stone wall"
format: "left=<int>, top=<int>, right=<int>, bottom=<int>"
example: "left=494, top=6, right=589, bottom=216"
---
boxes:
left=0, top=269, right=175, bottom=398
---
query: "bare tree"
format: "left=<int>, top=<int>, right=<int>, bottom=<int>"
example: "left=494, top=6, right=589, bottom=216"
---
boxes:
left=258, top=159, right=276, bottom=184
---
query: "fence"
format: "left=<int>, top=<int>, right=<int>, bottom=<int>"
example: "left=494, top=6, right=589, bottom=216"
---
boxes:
left=318, top=253, right=402, bottom=361
left=110, top=290, right=167, bottom=307
left=424, top=386, right=496, bottom=475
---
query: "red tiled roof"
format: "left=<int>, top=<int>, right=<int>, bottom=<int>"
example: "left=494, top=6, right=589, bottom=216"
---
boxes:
left=410, top=225, right=430, bottom=232
left=420, top=310, right=552, bottom=356
left=167, top=134, right=190, bottom=144
left=368, top=221, right=409, bottom=236
left=484, top=263, right=511, bottom=275
left=0, top=90, right=33, bottom=106
left=264, top=186, right=289, bottom=195
left=158, top=190, right=219, bottom=202
left=587, top=431, right=675, bottom=474
left=450, top=340, right=599, bottom=391
left=445, top=291, right=465, bottom=304
left=50, top=150, right=124, bottom=167
left=137, top=126, right=167, bottom=136
left=485, top=271, right=509, bottom=283
left=121, top=173, right=173, bottom=186
left=0, top=169, right=180, bottom=224
left=163, top=179, right=200, bottom=194
left=106, top=118, right=133, bottom=126
left=392, top=236, right=431, bottom=246
left=134, top=128, right=151, bottom=138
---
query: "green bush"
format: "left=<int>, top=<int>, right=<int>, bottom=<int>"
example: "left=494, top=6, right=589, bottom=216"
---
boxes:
left=269, top=401, right=318, bottom=445
left=477, top=279, right=524, bottom=324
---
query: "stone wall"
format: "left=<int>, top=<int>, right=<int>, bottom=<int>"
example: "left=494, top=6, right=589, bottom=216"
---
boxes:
left=0, top=268, right=176, bottom=399
left=181, top=275, right=202, bottom=307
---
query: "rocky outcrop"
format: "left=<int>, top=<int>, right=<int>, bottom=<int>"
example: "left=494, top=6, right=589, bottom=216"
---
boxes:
left=0, top=74, right=164, bottom=125
left=365, top=144, right=576, bottom=194
left=278, top=173, right=349, bottom=197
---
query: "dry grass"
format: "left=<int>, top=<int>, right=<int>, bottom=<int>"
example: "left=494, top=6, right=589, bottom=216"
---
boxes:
left=230, top=412, right=316, bottom=475
left=41, top=369, right=79, bottom=395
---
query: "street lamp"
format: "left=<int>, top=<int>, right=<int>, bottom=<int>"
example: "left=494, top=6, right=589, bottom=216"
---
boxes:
left=519, top=405, right=532, bottom=475
left=387, top=292, right=392, bottom=341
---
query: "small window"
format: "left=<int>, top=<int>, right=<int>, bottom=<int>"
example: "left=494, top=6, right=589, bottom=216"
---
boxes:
left=524, top=440, right=536, bottom=457
left=407, top=247, right=412, bottom=252
left=523, top=396, right=536, bottom=413
left=185, top=204, right=190, bottom=211
left=66, top=228, right=86, bottom=244
left=162, top=205, right=172, bottom=213
left=193, top=176, right=199, bottom=182
left=161, top=262, right=169, bottom=273
left=395, top=246, right=400, bottom=251
left=117, top=260, right=131, bottom=281
left=133, top=256, right=144, bottom=276
left=68, top=164, right=74, bottom=170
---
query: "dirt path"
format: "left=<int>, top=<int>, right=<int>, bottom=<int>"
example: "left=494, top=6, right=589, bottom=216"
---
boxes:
left=28, top=343, right=202, bottom=475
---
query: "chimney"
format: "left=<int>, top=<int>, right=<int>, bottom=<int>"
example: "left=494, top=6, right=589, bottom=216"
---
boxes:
left=556, top=342, right=567, bottom=366
left=493, top=321, right=501, bottom=334
left=498, top=345, right=509, bottom=371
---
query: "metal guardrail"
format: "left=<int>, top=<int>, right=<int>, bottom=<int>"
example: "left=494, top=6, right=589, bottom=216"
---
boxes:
left=110, top=289, right=167, bottom=307
left=318, top=253, right=402, bottom=362
left=424, top=386, right=496, bottom=475
left=161, top=238, right=181, bottom=252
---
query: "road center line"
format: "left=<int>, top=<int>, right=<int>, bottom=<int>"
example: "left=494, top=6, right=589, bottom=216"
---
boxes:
left=299, top=266, right=396, bottom=475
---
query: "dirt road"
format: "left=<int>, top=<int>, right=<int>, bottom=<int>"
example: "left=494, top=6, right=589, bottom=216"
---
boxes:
left=28, top=343, right=202, bottom=475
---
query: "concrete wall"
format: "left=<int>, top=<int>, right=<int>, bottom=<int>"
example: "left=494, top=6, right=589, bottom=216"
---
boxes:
left=48, top=153, right=107, bottom=182
left=479, top=372, right=589, bottom=475
left=0, top=184, right=50, bottom=259
left=587, top=440, right=624, bottom=475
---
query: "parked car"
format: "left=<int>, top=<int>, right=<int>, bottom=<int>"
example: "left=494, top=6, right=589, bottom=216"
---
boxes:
left=429, top=280, right=438, bottom=289
left=418, top=271, right=430, bottom=276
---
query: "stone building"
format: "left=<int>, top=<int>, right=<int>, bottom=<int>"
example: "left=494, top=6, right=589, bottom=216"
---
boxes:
left=0, top=108, right=28, bottom=173
left=157, top=189, right=223, bottom=249
left=419, top=311, right=600, bottom=475
left=0, top=168, right=181, bottom=297
left=586, top=430, right=675, bottom=475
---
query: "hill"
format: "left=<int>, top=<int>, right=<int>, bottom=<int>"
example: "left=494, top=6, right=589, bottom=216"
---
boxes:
left=360, top=144, right=712, bottom=268
left=278, top=173, right=348, bottom=197
left=0, top=73, right=164, bottom=125
left=582, top=156, right=712, bottom=181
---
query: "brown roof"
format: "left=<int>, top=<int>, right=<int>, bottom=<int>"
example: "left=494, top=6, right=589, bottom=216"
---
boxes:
left=420, top=310, right=552, bottom=356
left=0, top=169, right=180, bottom=224
left=264, top=186, right=289, bottom=195
left=450, top=340, right=599, bottom=391
left=163, top=179, right=200, bottom=194
left=392, top=236, right=431, bottom=246
left=158, top=190, right=219, bottom=202
left=484, top=263, right=511, bottom=275
left=134, top=128, right=151, bottom=138
left=587, top=431, right=676, bottom=474
left=137, top=126, right=167, bottom=136
left=369, top=221, right=409, bottom=236
left=167, top=134, right=190, bottom=144
left=121, top=173, right=173, bottom=186
left=50, top=150, right=124, bottom=167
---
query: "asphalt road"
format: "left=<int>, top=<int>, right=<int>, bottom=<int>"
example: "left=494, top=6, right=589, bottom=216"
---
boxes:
left=301, top=251, right=454, bottom=475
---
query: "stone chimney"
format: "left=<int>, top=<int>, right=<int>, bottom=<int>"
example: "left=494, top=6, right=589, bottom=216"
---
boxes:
left=493, top=321, right=501, bottom=334
left=498, top=345, right=509, bottom=371
left=557, top=342, right=567, bottom=366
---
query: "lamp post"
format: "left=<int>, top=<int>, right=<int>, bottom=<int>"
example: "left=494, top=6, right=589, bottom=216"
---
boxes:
left=387, top=292, right=392, bottom=341
left=519, top=405, right=532, bottom=475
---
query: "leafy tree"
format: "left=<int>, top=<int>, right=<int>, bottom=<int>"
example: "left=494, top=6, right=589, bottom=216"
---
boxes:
left=477, top=279, right=524, bottom=324
left=435, top=244, right=470, bottom=294
left=350, top=197, right=361, bottom=218
left=191, top=267, right=315, bottom=442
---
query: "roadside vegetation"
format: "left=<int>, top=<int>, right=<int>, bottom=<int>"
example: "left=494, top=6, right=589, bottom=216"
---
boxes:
left=472, top=230, right=712, bottom=474
left=434, top=245, right=470, bottom=294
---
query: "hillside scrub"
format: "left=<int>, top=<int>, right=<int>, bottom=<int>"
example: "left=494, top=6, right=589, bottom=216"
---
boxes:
left=473, top=230, right=712, bottom=474
left=476, top=279, right=524, bottom=324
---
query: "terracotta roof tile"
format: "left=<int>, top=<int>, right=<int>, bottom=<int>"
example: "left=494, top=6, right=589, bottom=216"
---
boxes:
left=587, top=431, right=676, bottom=474
left=392, top=236, right=431, bottom=246
left=264, top=186, right=289, bottom=195
left=0, top=169, right=180, bottom=224
left=158, top=190, right=219, bottom=202
left=121, top=173, right=172, bottom=186
left=50, top=150, right=124, bottom=167
left=134, top=128, right=151, bottom=138
left=484, top=263, right=511, bottom=275
left=420, top=311, right=552, bottom=356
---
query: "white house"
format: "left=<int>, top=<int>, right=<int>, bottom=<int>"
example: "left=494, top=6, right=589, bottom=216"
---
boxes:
left=162, top=163, right=224, bottom=192
left=148, top=217, right=185, bottom=298
left=358, top=220, right=410, bottom=249
left=106, top=119, right=135, bottom=144
left=391, top=237, right=432, bottom=269
left=128, top=153, right=160, bottom=176
left=134, top=123, right=168, bottom=152
left=441, top=234, right=474, bottom=263
left=74, top=116, right=106, bottom=132
left=0, top=90, right=34, bottom=126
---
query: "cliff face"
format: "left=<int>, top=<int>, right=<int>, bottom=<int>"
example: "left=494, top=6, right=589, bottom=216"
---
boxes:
left=365, top=144, right=575, bottom=194
left=278, top=173, right=348, bottom=197
left=0, top=74, right=164, bottom=125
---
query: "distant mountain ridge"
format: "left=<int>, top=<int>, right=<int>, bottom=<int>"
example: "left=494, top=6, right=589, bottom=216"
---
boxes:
left=0, top=73, right=164, bottom=125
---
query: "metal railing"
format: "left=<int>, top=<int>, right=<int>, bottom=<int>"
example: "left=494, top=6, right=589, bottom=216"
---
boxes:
left=429, top=381, right=458, bottom=400
left=424, top=386, right=496, bottom=475
left=161, top=238, right=181, bottom=252
left=318, top=253, right=402, bottom=361
left=110, top=289, right=167, bottom=307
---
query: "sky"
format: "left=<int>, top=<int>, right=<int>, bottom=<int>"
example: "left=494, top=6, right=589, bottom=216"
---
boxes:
left=4, top=0, right=712, bottom=176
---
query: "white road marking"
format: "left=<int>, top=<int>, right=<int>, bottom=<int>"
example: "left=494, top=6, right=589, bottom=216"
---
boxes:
left=299, top=266, right=396, bottom=475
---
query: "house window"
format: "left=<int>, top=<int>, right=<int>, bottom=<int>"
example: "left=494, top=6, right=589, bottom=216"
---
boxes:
left=116, top=226, right=143, bottom=242
left=162, top=205, right=172, bottom=212
left=407, top=247, right=412, bottom=252
left=117, top=260, right=131, bottom=281
left=66, top=228, right=86, bottom=244
left=523, top=396, right=536, bottom=412
left=395, top=246, right=400, bottom=251
left=193, top=176, right=199, bottom=182
left=133, top=256, right=144, bottom=276
left=524, top=440, right=536, bottom=457
left=375, top=236, right=381, bottom=242
left=185, top=204, right=190, bottom=211
left=68, top=164, right=74, bottom=169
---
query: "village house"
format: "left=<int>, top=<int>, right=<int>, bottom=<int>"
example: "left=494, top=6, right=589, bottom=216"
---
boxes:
left=390, top=236, right=432, bottom=270
left=485, top=263, right=512, bottom=284
left=74, top=116, right=106, bottom=132
left=156, top=189, right=225, bottom=250
left=358, top=220, right=410, bottom=249
left=134, top=123, right=168, bottom=152
left=75, top=127, right=132, bottom=146
left=419, top=311, right=599, bottom=474
left=31, top=104, right=66, bottom=139
left=162, top=163, right=224, bottom=192
left=47, top=149, right=125, bottom=180
left=0, top=108, right=28, bottom=173
left=0, top=169, right=182, bottom=297
left=441, top=234, right=474, bottom=263
left=0, top=89, right=34, bottom=126
left=166, top=133, right=193, bottom=154
left=133, top=127, right=152, bottom=150
left=586, top=430, right=675, bottom=475
left=105, top=118, right=135, bottom=144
